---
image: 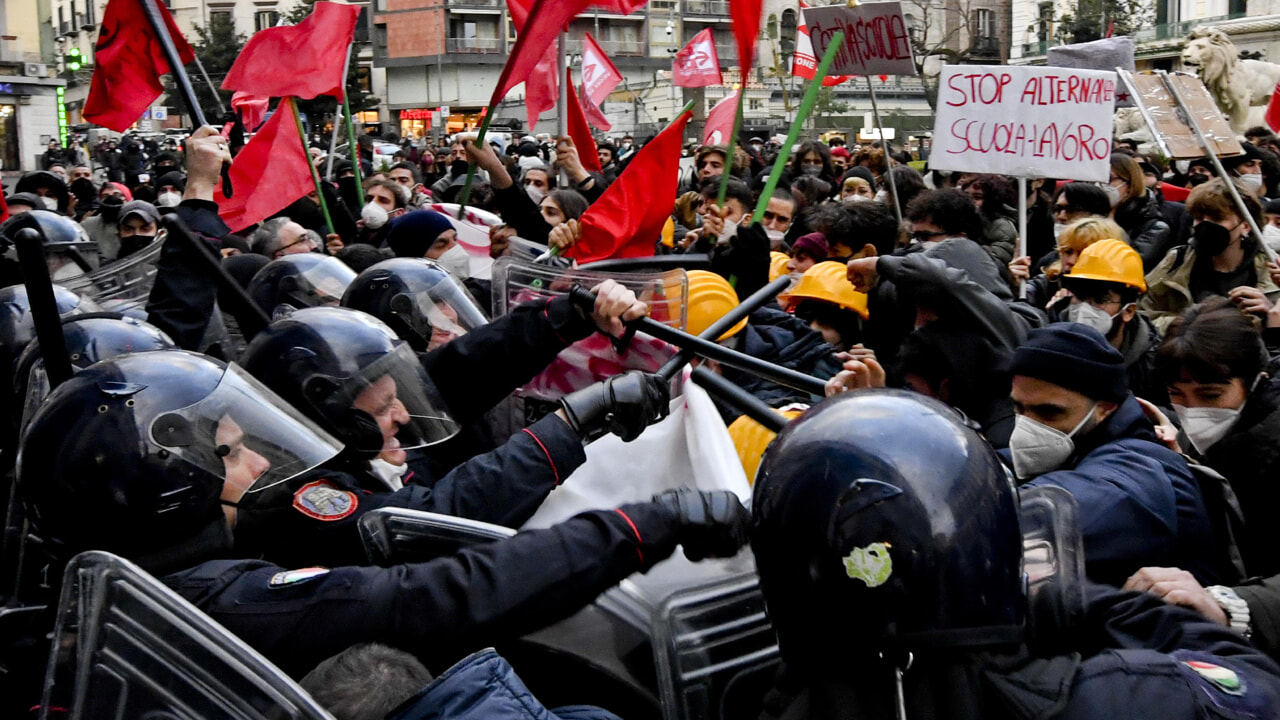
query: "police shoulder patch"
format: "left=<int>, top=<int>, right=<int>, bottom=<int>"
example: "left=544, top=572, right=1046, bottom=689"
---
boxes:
left=269, top=567, right=330, bottom=588
left=292, top=480, right=358, bottom=521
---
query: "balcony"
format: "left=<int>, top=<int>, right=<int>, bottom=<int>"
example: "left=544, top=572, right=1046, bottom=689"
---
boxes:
left=446, top=0, right=504, bottom=7
left=970, top=36, right=1000, bottom=58
left=1022, top=12, right=1246, bottom=56
left=446, top=36, right=501, bottom=53
left=564, top=37, right=645, bottom=56
left=684, top=0, right=731, bottom=16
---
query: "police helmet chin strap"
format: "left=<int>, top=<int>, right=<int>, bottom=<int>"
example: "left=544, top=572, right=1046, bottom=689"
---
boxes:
left=880, top=650, right=914, bottom=720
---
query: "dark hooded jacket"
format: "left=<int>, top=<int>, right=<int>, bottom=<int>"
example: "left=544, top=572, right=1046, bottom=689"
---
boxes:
left=1115, top=191, right=1171, bottom=271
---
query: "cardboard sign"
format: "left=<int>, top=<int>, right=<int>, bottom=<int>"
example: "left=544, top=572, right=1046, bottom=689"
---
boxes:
left=1122, top=71, right=1242, bottom=159
left=930, top=65, right=1116, bottom=181
left=805, top=2, right=917, bottom=78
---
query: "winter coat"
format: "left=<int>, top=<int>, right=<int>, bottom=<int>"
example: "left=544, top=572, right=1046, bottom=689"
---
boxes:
left=980, top=213, right=1018, bottom=267
left=1141, top=243, right=1280, bottom=334
left=1115, top=192, right=1172, bottom=271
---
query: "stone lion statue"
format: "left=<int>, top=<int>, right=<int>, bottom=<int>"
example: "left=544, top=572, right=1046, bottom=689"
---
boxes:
left=1181, top=28, right=1280, bottom=135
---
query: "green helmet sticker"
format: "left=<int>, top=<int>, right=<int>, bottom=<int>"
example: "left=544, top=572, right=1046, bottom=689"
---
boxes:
left=843, top=542, right=893, bottom=587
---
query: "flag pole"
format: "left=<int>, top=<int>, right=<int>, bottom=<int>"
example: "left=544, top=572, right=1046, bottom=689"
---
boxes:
left=454, top=109, right=495, bottom=219
left=289, top=97, right=336, bottom=236
left=751, top=31, right=843, bottom=224
left=1017, top=176, right=1028, bottom=299
left=341, top=45, right=365, bottom=206
left=865, top=75, right=901, bottom=226
left=328, top=43, right=354, bottom=183
left=557, top=30, right=569, bottom=188
left=715, top=88, right=744, bottom=208
left=193, top=54, right=227, bottom=116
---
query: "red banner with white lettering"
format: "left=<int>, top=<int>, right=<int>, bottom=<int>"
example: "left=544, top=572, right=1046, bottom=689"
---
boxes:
left=673, top=29, right=723, bottom=88
left=581, top=33, right=622, bottom=130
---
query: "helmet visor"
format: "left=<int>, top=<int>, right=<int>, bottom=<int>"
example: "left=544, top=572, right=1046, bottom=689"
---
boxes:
left=392, top=271, right=488, bottom=351
left=294, top=256, right=357, bottom=306
left=336, top=343, right=460, bottom=457
left=149, top=363, right=344, bottom=493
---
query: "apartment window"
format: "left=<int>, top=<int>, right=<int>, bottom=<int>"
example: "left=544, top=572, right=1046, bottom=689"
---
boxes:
left=748, top=98, right=762, bottom=111
left=58, top=7, right=68, bottom=35
left=974, top=8, right=994, bottom=38
left=86, top=0, right=95, bottom=25
left=255, top=10, right=280, bottom=31
left=210, top=9, right=234, bottom=30
left=1037, top=2, right=1052, bottom=42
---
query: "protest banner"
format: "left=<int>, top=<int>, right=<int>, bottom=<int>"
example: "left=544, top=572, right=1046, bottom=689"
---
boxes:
left=1121, top=70, right=1242, bottom=159
left=804, top=2, right=917, bottom=78
left=930, top=64, right=1117, bottom=182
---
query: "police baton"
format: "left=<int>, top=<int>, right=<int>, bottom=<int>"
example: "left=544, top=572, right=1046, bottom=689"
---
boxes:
left=567, top=285, right=827, bottom=397
left=159, top=215, right=271, bottom=339
left=13, top=228, right=73, bottom=388
left=656, top=275, right=793, bottom=382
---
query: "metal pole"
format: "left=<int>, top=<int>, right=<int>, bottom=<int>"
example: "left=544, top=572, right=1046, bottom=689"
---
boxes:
left=289, top=97, right=336, bottom=235
left=136, top=0, right=206, bottom=128
left=866, top=75, right=901, bottom=226
left=557, top=31, right=569, bottom=187
left=1017, top=176, right=1028, bottom=299
left=192, top=54, right=226, bottom=116
left=1159, top=71, right=1278, bottom=262
left=327, top=45, right=354, bottom=182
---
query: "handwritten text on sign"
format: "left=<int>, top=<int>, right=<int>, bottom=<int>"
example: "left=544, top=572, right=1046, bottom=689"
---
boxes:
left=931, top=65, right=1116, bottom=181
left=805, top=3, right=917, bottom=78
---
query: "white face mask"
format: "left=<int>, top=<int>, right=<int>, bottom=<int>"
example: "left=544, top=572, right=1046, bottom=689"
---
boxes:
left=1101, top=184, right=1121, bottom=208
left=845, top=193, right=870, bottom=203
left=765, top=227, right=786, bottom=249
left=874, top=190, right=888, bottom=203
left=1172, top=404, right=1242, bottom=455
left=1009, top=402, right=1098, bottom=478
left=717, top=217, right=740, bottom=244
left=362, top=202, right=389, bottom=229
left=40, top=197, right=58, bottom=211
left=1065, top=302, right=1125, bottom=338
left=436, top=241, right=471, bottom=279
left=1239, top=173, right=1264, bottom=193
left=157, top=191, right=182, bottom=208
left=1053, top=222, right=1067, bottom=239
left=525, top=186, right=546, bottom=205
left=1263, top=223, right=1280, bottom=250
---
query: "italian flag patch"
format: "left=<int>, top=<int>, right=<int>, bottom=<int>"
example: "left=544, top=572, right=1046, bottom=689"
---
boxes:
left=1184, top=660, right=1244, bottom=696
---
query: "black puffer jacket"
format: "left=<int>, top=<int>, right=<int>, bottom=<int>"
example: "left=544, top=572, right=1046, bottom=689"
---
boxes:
left=1115, top=191, right=1171, bottom=269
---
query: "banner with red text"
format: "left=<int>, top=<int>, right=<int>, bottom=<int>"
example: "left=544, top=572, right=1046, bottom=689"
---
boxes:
left=930, top=65, right=1117, bottom=182
left=803, top=2, right=916, bottom=77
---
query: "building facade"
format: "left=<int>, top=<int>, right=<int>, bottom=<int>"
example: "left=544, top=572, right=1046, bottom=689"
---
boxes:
left=0, top=0, right=67, bottom=173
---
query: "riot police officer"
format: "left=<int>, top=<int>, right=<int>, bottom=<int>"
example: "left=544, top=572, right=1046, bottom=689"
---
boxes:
left=247, top=253, right=358, bottom=319
left=235, top=306, right=671, bottom=567
left=18, top=350, right=749, bottom=678
left=750, top=390, right=1280, bottom=719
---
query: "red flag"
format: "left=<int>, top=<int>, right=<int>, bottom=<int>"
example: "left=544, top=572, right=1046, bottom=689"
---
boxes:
left=232, top=91, right=269, bottom=131
left=566, top=70, right=602, bottom=174
left=703, top=91, right=739, bottom=146
left=1267, top=80, right=1280, bottom=134
left=793, top=1, right=852, bottom=86
left=83, top=0, right=194, bottom=132
left=581, top=34, right=622, bottom=131
left=673, top=29, right=723, bottom=88
left=492, top=0, right=590, bottom=108
left=0, top=183, right=8, bottom=224
left=214, top=100, right=315, bottom=233
left=730, top=0, right=763, bottom=78
left=568, top=110, right=692, bottom=264
left=526, top=42, right=559, bottom=129
left=222, top=1, right=361, bottom=101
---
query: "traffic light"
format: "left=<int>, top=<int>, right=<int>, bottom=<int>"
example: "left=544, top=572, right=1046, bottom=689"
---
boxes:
left=66, top=48, right=82, bottom=72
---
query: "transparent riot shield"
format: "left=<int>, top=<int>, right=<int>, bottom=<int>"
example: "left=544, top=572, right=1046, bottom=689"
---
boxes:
left=40, top=551, right=334, bottom=720
left=359, top=507, right=516, bottom=565
left=490, top=256, right=688, bottom=401
left=58, top=235, right=164, bottom=316
left=1018, top=484, right=1087, bottom=640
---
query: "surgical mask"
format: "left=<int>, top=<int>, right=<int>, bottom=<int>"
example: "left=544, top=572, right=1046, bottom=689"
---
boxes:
left=1193, top=220, right=1233, bottom=257
left=1009, top=403, right=1098, bottom=478
left=40, top=197, right=58, bottom=211
left=362, top=202, right=389, bottom=229
left=1240, top=173, right=1264, bottom=193
left=800, top=165, right=822, bottom=176
left=845, top=193, right=869, bottom=203
left=157, top=191, right=181, bottom=208
left=525, top=185, right=546, bottom=205
left=1101, top=184, right=1121, bottom=208
left=1053, top=222, right=1067, bottom=239
left=874, top=190, right=888, bottom=203
left=436, top=242, right=471, bottom=279
left=1065, top=301, right=1122, bottom=337
left=1175, top=160, right=1191, bottom=175
left=1262, top=223, right=1280, bottom=250
left=765, top=227, right=786, bottom=248
left=1173, top=404, right=1242, bottom=455
left=717, top=217, right=740, bottom=244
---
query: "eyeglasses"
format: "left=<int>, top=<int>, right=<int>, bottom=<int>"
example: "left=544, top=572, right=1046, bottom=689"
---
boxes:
left=911, top=230, right=948, bottom=243
left=1052, top=204, right=1076, bottom=216
left=277, top=234, right=317, bottom=254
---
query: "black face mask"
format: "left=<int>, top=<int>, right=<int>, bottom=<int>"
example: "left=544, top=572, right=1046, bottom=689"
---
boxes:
left=1193, top=221, right=1234, bottom=257
left=99, top=196, right=123, bottom=221
left=450, top=159, right=470, bottom=178
left=1187, top=173, right=1211, bottom=187
left=70, top=178, right=97, bottom=204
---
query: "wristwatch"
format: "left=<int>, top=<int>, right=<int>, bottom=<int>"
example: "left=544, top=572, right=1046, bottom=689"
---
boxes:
left=1208, top=585, right=1253, bottom=639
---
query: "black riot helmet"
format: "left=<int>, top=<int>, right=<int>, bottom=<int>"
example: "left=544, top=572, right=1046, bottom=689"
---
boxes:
left=17, top=350, right=342, bottom=573
left=14, top=314, right=176, bottom=433
left=751, top=390, right=1025, bottom=673
left=239, top=306, right=460, bottom=462
left=0, top=208, right=93, bottom=251
left=246, top=253, right=357, bottom=319
left=341, top=257, right=488, bottom=352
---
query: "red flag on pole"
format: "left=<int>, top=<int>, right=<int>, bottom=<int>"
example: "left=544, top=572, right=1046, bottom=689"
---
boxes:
left=214, top=101, right=315, bottom=233
left=673, top=29, right=723, bottom=88
left=222, top=1, right=361, bottom=101
left=232, top=91, right=269, bottom=131
left=567, top=110, right=693, bottom=264
left=793, top=1, right=852, bottom=86
left=729, top=0, right=763, bottom=78
left=581, top=34, right=622, bottom=131
left=703, top=91, right=740, bottom=146
left=526, top=42, right=560, bottom=129
left=566, top=70, right=603, bottom=174
left=83, top=0, right=195, bottom=132
left=1267, top=81, right=1280, bottom=133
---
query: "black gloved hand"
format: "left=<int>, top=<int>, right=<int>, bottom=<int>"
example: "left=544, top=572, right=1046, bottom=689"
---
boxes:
left=559, top=370, right=669, bottom=442
left=653, top=487, right=750, bottom=561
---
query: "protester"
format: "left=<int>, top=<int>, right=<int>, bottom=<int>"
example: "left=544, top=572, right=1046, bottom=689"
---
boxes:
left=1111, top=153, right=1172, bottom=269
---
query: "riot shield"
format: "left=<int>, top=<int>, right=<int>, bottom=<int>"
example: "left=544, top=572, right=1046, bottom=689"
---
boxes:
left=40, top=551, right=334, bottom=720
left=358, top=507, right=516, bottom=565
left=58, top=234, right=164, bottom=316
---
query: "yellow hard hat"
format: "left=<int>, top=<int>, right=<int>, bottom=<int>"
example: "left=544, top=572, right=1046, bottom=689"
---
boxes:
left=783, top=261, right=869, bottom=319
left=661, top=217, right=676, bottom=248
left=685, top=270, right=747, bottom=341
left=768, top=251, right=791, bottom=282
left=1065, top=238, right=1147, bottom=292
left=728, top=409, right=803, bottom=484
